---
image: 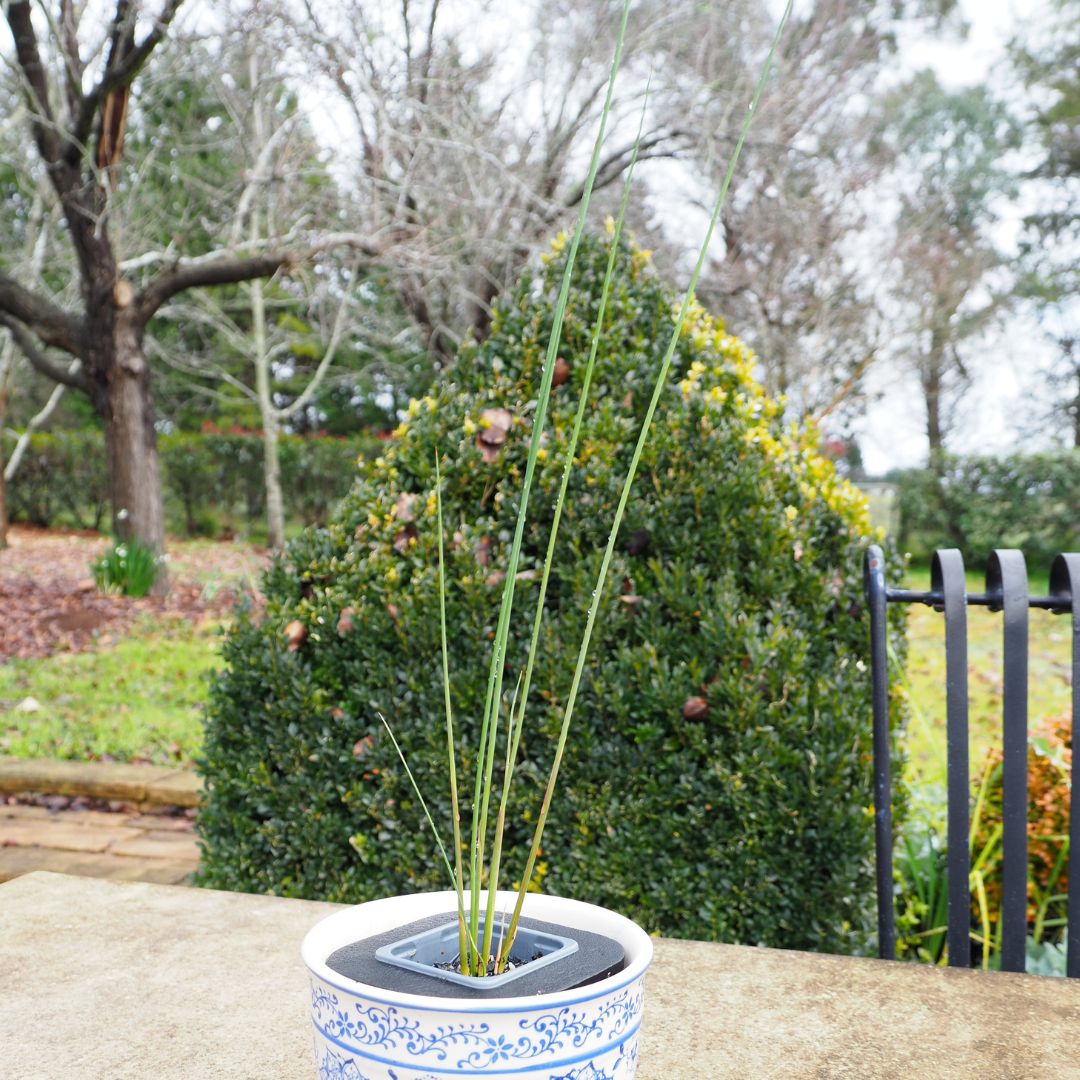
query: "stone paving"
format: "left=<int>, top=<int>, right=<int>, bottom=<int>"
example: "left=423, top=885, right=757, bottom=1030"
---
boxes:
left=0, top=758, right=201, bottom=886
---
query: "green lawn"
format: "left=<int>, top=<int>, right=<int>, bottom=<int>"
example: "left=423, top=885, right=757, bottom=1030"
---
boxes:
left=900, top=566, right=1073, bottom=808
left=0, top=617, right=220, bottom=765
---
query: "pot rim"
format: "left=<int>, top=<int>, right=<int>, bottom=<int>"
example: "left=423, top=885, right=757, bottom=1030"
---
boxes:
left=302, top=889, right=653, bottom=1013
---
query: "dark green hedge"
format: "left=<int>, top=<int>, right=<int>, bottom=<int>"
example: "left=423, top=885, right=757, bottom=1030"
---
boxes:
left=895, top=452, right=1080, bottom=567
left=4, top=430, right=383, bottom=537
left=197, top=235, right=907, bottom=953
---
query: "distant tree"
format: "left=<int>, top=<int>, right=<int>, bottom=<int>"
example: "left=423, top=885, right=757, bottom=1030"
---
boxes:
left=1012, top=0, right=1080, bottom=445
left=293, top=0, right=960, bottom=433
left=877, top=72, right=1018, bottom=466
left=291, top=0, right=692, bottom=363
left=667, top=0, right=900, bottom=423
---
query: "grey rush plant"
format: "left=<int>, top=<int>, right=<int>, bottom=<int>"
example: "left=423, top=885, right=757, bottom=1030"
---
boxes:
left=381, top=0, right=794, bottom=978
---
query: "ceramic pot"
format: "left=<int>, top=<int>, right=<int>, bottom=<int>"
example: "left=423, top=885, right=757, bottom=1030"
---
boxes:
left=302, top=890, right=653, bottom=1080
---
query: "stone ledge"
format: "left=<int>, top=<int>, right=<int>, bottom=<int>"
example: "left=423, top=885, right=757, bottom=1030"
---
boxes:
left=0, top=757, right=201, bottom=808
left=0, top=848, right=195, bottom=886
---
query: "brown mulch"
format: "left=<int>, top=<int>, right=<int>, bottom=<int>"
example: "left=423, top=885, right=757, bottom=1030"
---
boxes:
left=0, top=525, right=269, bottom=661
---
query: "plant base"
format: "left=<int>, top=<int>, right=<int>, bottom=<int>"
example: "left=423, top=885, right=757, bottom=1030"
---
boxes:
left=329, top=911, right=625, bottom=998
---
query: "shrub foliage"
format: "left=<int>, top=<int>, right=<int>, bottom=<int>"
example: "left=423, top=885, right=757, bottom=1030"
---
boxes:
left=197, top=236, right=903, bottom=951
left=896, top=453, right=1080, bottom=568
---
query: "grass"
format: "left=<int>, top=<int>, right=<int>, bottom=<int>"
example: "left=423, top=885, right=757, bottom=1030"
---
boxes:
left=0, top=616, right=219, bottom=765
left=900, top=565, right=1074, bottom=815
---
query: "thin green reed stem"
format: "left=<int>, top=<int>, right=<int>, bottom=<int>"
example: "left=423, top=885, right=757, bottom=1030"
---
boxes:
left=486, top=87, right=651, bottom=973
left=468, top=0, right=634, bottom=968
left=504, top=0, right=794, bottom=949
left=480, top=669, right=525, bottom=966
left=434, top=453, right=469, bottom=972
left=378, top=714, right=479, bottom=960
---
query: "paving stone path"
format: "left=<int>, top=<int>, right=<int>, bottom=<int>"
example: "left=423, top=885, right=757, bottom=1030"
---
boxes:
left=0, top=757, right=201, bottom=886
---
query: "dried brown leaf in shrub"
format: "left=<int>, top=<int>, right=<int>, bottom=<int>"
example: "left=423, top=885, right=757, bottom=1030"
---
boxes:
left=393, top=524, right=418, bottom=553
left=284, top=620, right=307, bottom=651
left=394, top=493, right=418, bottom=523
left=477, top=407, right=512, bottom=462
left=682, top=696, right=709, bottom=721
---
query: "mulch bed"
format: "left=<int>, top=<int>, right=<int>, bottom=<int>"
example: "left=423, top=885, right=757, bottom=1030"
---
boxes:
left=0, top=526, right=269, bottom=661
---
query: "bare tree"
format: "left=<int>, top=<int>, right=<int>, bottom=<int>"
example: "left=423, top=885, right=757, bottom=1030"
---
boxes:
left=142, top=29, right=365, bottom=548
left=0, top=1, right=377, bottom=560
left=290, top=0, right=692, bottom=362
left=0, top=188, right=85, bottom=546
left=289, top=0, right=913, bottom=430
left=640, top=0, right=900, bottom=422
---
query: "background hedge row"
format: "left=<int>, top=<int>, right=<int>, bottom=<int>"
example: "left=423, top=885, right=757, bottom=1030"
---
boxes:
left=893, top=452, right=1080, bottom=568
left=4, top=430, right=384, bottom=539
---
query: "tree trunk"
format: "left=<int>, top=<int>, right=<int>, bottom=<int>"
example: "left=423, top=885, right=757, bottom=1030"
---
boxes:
left=251, top=278, right=286, bottom=550
left=922, top=336, right=946, bottom=472
left=0, top=429, right=7, bottom=551
left=262, top=410, right=286, bottom=551
left=0, top=337, right=11, bottom=550
left=100, top=317, right=166, bottom=557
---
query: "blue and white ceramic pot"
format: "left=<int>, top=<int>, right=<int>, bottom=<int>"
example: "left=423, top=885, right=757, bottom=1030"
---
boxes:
left=302, top=890, right=653, bottom=1080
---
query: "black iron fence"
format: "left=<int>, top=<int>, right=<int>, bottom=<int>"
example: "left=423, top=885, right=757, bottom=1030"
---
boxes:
left=864, top=544, right=1080, bottom=976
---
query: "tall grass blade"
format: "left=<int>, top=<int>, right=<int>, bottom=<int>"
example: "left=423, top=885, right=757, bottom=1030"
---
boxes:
left=503, top=0, right=795, bottom=949
left=468, top=0, right=635, bottom=968
left=486, top=79, right=653, bottom=973
left=378, top=713, right=480, bottom=960
left=434, top=453, right=469, bottom=972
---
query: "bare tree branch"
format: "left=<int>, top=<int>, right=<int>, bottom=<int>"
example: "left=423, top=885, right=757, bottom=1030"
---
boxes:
left=4, top=360, right=81, bottom=480
left=0, top=313, right=89, bottom=392
left=134, top=231, right=381, bottom=321
left=71, top=0, right=186, bottom=151
left=5, top=1, right=62, bottom=164
left=135, top=254, right=299, bottom=320
left=0, top=273, right=84, bottom=356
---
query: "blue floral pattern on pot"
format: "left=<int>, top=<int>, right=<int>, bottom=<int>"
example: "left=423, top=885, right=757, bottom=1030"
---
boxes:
left=315, top=1043, right=629, bottom=1080
left=311, top=983, right=643, bottom=1068
left=309, top=974, right=644, bottom=1079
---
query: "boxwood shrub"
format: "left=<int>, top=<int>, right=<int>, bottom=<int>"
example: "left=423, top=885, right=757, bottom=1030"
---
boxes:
left=197, top=234, right=906, bottom=953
